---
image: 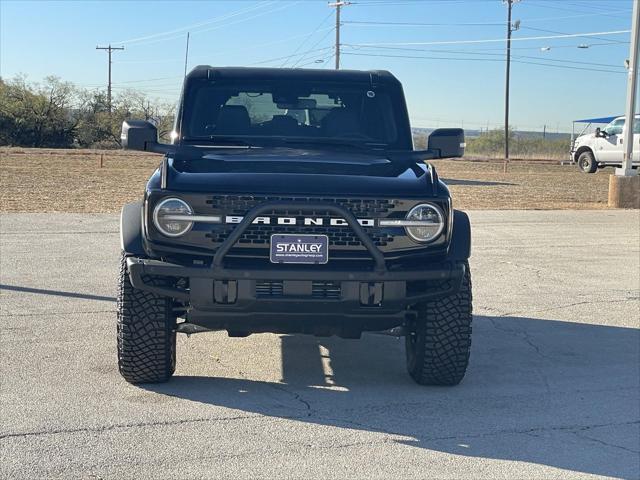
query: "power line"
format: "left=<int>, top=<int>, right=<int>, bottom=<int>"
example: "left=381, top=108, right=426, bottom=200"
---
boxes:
left=113, top=76, right=183, bottom=85
left=519, top=9, right=634, bottom=23
left=344, top=41, right=628, bottom=54
left=342, top=12, right=631, bottom=27
left=291, top=27, right=337, bottom=68
left=343, top=20, right=506, bottom=26
left=345, top=43, right=506, bottom=56
left=114, top=59, right=184, bottom=65
left=520, top=0, right=631, bottom=20
left=110, top=86, right=180, bottom=94
left=559, top=0, right=631, bottom=12
left=451, top=40, right=629, bottom=51
left=95, top=44, right=125, bottom=113
left=177, top=1, right=299, bottom=44
left=117, top=1, right=298, bottom=48
left=110, top=2, right=274, bottom=45
left=114, top=26, right=336, bottom=65
left=342, top=51, right=504, bottom=62
left=511, top=59, right=627, bottom=74
left=322, top=53, right=337, bottom=69
left=296, top=51, right=337, bottom=68
left=279, top=10, right=334, bottom=67
left=351, top=1, right=421, bottom=5
left=112, top=47, right=336, bottom=76
left=512, top=55, right=626, bottom=69
left=521, top=25, right=628, bottom=45
left=410, top=115, right=542, bottom=130
left=352, top=1, right=484, bottom=5
left=351, top=29, right=631, bottom=47
left=341, top=51, right=626, bottom=74
left=112, top=35, right=629, bottom=67
left=249, top=46, right=335, bottom=67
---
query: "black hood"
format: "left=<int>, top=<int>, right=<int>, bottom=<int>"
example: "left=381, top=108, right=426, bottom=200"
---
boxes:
left=155, top=147, right=440, bottom=197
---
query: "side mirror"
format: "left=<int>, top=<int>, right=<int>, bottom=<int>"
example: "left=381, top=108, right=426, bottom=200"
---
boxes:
left=428, top=128, right=465, bottom=158
left=121, top=120, right=174, bottom=153
left=121, top=120, right=157, bottom=151
left=595, top=127, right=608, bottom=138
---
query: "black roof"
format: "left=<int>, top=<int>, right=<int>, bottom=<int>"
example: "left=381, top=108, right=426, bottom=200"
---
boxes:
left=186, top=66, right=400, bottom=85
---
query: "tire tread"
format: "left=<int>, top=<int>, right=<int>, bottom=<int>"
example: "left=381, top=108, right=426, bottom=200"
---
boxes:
left=117, top=253, right=176, bottom=384
left=406, top=263, right=473, bottom=386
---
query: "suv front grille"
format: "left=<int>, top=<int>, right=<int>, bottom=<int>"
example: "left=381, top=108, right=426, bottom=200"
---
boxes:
left=205, top=195, right=396, bottom=217
left=203, top=195, right=399, bottom=249
left=206, top=223, right=394, bottom=247
left=147, top=193, right=449, bottom=261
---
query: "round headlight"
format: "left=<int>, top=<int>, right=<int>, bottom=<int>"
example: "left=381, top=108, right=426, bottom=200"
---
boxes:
left=153, top=198, right=194, bottom=237
left=405, top=203, right=445, bottom=243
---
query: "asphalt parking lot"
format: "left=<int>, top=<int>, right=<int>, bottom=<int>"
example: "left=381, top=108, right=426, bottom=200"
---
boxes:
left=1, top=210, right=639, bottom=479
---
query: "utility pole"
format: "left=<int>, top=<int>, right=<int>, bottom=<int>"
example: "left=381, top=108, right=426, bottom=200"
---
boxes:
left=502, top=0, right=519, bottom=172
left=609, top=0, right=640, bottom=207
left=329, top=1, right=350, bottom=70
left=96, top=44, right=124, bottom=113
left=620, top=0, right=639, bottom=176
left=184, top=32, right=190, bottom=78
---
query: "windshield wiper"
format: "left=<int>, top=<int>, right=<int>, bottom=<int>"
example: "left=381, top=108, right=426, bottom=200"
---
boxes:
left=182, top=136, right=258, bottom=148
left=277, top=138, right=389, bottom=151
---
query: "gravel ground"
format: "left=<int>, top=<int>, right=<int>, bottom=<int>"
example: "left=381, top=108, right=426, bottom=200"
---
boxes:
left=1, top=210, right=638, bottom=479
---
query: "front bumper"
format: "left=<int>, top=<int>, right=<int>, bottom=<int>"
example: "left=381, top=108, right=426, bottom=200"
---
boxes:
left=126, top=256, right=466, bottom=333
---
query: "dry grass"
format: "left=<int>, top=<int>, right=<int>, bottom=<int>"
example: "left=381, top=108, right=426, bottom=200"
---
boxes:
left=0, top=147, right=614, bottom=213
left=1, top=148, right=161, bottom=213
left=436, top=160, right=612, bottom=210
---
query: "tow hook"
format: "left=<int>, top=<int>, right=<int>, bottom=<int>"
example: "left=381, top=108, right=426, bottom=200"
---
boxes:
left=175, top=322, right=211, bottom=336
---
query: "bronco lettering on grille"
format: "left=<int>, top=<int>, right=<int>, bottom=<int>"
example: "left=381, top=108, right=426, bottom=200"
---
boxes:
left=225, top=216, right=376, bottom=227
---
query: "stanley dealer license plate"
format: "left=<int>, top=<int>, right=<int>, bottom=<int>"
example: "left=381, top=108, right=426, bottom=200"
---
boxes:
left=269, top=234, right=329, bottom=264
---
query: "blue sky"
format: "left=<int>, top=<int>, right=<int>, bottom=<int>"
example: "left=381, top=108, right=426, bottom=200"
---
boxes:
left=0, top=0, right=635, bottom=132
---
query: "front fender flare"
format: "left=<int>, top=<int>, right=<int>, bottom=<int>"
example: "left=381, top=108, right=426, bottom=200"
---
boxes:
left=448, top=210, right=471, bottom=261
left=120, top=201, right=145, bottom=256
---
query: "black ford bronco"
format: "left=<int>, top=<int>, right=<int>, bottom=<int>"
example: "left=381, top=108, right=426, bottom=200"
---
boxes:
left=118, top=66, right=472, bottom=386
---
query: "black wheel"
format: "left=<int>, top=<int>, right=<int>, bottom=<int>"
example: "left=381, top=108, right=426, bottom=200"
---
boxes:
left=578, top=151, right=597, bottom=173
left=405, top=262, right=473, bottom=386
left=117, top=252, right=176, bottom=384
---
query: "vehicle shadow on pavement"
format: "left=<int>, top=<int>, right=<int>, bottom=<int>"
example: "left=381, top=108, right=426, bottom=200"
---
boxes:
left=0, top=283, right=116, bottom=302
left=144, top=315, right=640, bottom=478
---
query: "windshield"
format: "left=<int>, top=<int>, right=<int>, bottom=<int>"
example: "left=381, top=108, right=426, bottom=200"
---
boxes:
left=603, top=117, right=640, bottom=135
left=181, top=80, right=402, bottom=149
left=604, top=118, right=625, bottom=135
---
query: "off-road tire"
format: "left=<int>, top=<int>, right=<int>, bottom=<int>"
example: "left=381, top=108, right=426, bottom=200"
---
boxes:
left=578, top=151, right=597, bottom=173
left=117, top=252, right=176, bottom=384
left=405, top=262, right=472, bottom=386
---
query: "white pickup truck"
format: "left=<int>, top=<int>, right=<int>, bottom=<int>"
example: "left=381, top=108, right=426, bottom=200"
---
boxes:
left=571, top=115, right=640, bottom=173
